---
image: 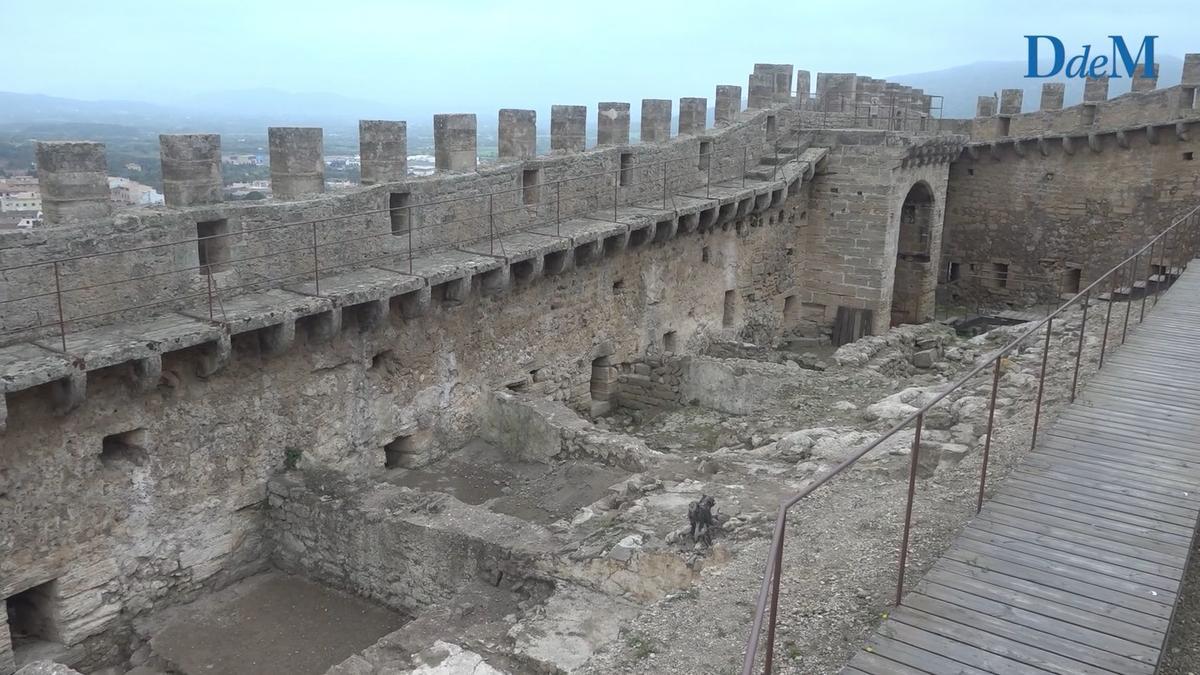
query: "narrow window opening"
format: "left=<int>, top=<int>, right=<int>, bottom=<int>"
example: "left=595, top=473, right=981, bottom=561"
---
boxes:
left=1184, top=151, right=1195, bottom=161
left=522, top=169, right=540, bottom=205
left=589, top=356, right=614, bottom=416
left=701, top=246, right=710, bottom=263
left=196, top=219, right=230, bottom=274
left=765, top=114, right=777, bottom=135
left=612, top=279, right=624, bottom=294
left=698, top=140, right=712, bottom=171
left=997, top=116, right=1011, bottom=136
left=985, top=262, right=1009, bottom=290
left=967, top=168, right=975, bottom=176
left=389, top=192, right=411, bottom=235
left=783, top=295, right=799, bottom=323
left=662, top=331, right=678, bottom=352
left=947, top=261, right=961, bottom=282
left=619, top=153, right=634, bottom=186
left=1063, top=267, right=1082, bottom=294
left=101, top=429, right=149, bottom=467
left=722, top=290, right=736, bottom=327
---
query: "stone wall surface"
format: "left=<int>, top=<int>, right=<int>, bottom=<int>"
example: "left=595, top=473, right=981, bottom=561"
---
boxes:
left=942, top=120, right=1200, bottom=304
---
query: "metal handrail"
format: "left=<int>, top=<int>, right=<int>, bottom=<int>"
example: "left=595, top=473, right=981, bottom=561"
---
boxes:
left=1, top=116, right=818, bottom=350
left=741, top=203, right=1200, bottom=674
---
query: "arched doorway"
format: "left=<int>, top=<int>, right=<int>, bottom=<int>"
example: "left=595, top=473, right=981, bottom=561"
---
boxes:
left=891, top=182, right=935, bottom=326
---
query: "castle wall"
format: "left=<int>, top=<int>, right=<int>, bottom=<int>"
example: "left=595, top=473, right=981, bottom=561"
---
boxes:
left=800, top=131, right=956, bottom=334
left=0, top=178, right=809, bottom=672
left=0, top=111, right=777, bottom=346
left=941, top=120, right=1200, bottom=304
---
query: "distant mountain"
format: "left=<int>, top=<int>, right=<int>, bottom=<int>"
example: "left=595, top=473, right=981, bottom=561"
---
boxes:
left=888, top=55, right=1185, bottom=119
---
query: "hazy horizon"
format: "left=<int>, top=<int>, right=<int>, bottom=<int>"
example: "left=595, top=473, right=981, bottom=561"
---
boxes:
left=8, top=0, right=1194, bottom=114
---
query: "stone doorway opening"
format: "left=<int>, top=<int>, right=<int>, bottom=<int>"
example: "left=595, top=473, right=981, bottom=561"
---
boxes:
left=891, top=181, right=935, bottom=326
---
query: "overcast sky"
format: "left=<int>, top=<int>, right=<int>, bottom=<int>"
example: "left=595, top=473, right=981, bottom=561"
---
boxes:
left=7, top=0, right=1192, bottom=112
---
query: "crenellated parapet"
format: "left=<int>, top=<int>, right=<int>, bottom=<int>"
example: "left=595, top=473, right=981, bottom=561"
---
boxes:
left=968, top=53, right=1200, bottom=141
left=0, top=62, right=848, bottom=430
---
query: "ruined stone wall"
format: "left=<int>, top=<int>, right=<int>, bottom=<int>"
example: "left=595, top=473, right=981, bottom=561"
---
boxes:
left=941, top=120, right=1200, bottom=305
left=0, top=177, right=811, bottom=672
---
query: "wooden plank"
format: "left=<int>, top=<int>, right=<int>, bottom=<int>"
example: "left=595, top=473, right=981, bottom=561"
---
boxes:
left=875, top=616, right=1043, bottom=674
left=956, top=527, right=1179, bottom=592
left=903, top=593, right=1156, bottom=673
left=988, top=493, right=1193, bottom=548
left=1020, top=453, right=1200, bottom=496
left=949, top=536, right=1177, bottom=605
left=970, top=514, right=1184, bottom=579
left=1001, top=478, right=1197, bottom=529
left=942, top=546, right=1174, bottom=617
left=983, top=501, right=1189, bottom=559
left=864, top=633, right=994, bottom=675
left=889, top=605, right=1118, bottom=674
left=1013, top=464, right=1199, bottom=510
left=839, top=650, right=929, bottom=675
left=922, top=566, right=1165, bottom=648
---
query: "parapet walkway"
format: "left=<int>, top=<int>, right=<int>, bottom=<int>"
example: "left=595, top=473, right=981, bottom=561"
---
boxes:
left=845, top=263, right=1200, bottom=674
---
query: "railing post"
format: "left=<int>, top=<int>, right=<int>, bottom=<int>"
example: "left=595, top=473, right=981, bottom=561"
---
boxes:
left=408, top=205, right=414, bottom=275
left=1070, top=291, right=1089, bottom=403
left=1122, top=253, right=1136, bottom=344
left=311, top=221, right=320, bottom=296
left=206, top=265, right=214, bottom=320
left=895, top=411, right=924, bottom=606
left=1030, top=317, right=1053, bottom=451
left=1155, top=229, right=1171, bottom=305
left=1099, top=271, right=1115, bottom=369
left=489, top=193, right=495, bottom=255
left=53, top=261, right=67, bottom=352
left=977, top=357, right=1003, bottom=513
left=762, top=515, right=786, bottom=675
left=706, top=142, right=713, bottom=199
left=613, top=168, right=619, bottom=222
left=556, top=180, right=562, bottom=237
left=1139, top=239, right=1154, bottom=323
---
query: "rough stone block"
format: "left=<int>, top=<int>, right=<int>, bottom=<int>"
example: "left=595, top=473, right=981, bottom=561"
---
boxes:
left=714, top=86, right=742, bottom=125
left=498, top=109, right=536, bottom=159
left=1132, top=63, right=1159, bottom=92
left=998, top=88, right=1023, bottom=115
left=1039, top=83, right=1065, bottom=111
left=1183, top=53, right=1200, bottom=86
left=596, top=103, right=630, bottom=146
left=35, top=141, right=113, bottom=226
left=359, top=120, right=407, bottom=184
left=434, top=114, right=477, bottom=172
left=677, top=97, right=707, bottom=136
left=975, top=96, right=996, bottom=117
left=640, top=99, right=672, bottom=143
left=747, top=73, right=775, bottom=109
left=550, top=105, right=587, bottom=152
left=268, top=127, right=324, bottom=199
left=1083, top=75, right=1109, bottom=102
left=160, top=134, right=222, bottom=207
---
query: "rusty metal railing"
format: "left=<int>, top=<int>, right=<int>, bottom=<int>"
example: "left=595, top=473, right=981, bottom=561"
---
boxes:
left=741, top=204, right=1200, bottom=674
left=1, top=117, right=815, bottom=351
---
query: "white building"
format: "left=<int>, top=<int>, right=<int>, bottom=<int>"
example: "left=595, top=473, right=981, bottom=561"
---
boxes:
left=108, top=177, right=164, bottom=206
left=0, top=192, right=41, bottom=212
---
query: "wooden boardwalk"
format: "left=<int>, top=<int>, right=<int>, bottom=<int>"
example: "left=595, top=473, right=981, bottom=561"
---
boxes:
left=844, top=264, right=1200, bottom=674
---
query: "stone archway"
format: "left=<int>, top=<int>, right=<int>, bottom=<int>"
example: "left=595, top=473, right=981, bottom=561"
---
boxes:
left=891, top=182, right=935, bottom=326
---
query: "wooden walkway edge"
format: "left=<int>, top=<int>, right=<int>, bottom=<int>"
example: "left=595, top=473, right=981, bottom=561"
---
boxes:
left=844, top=262, right=1200, bottom=675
